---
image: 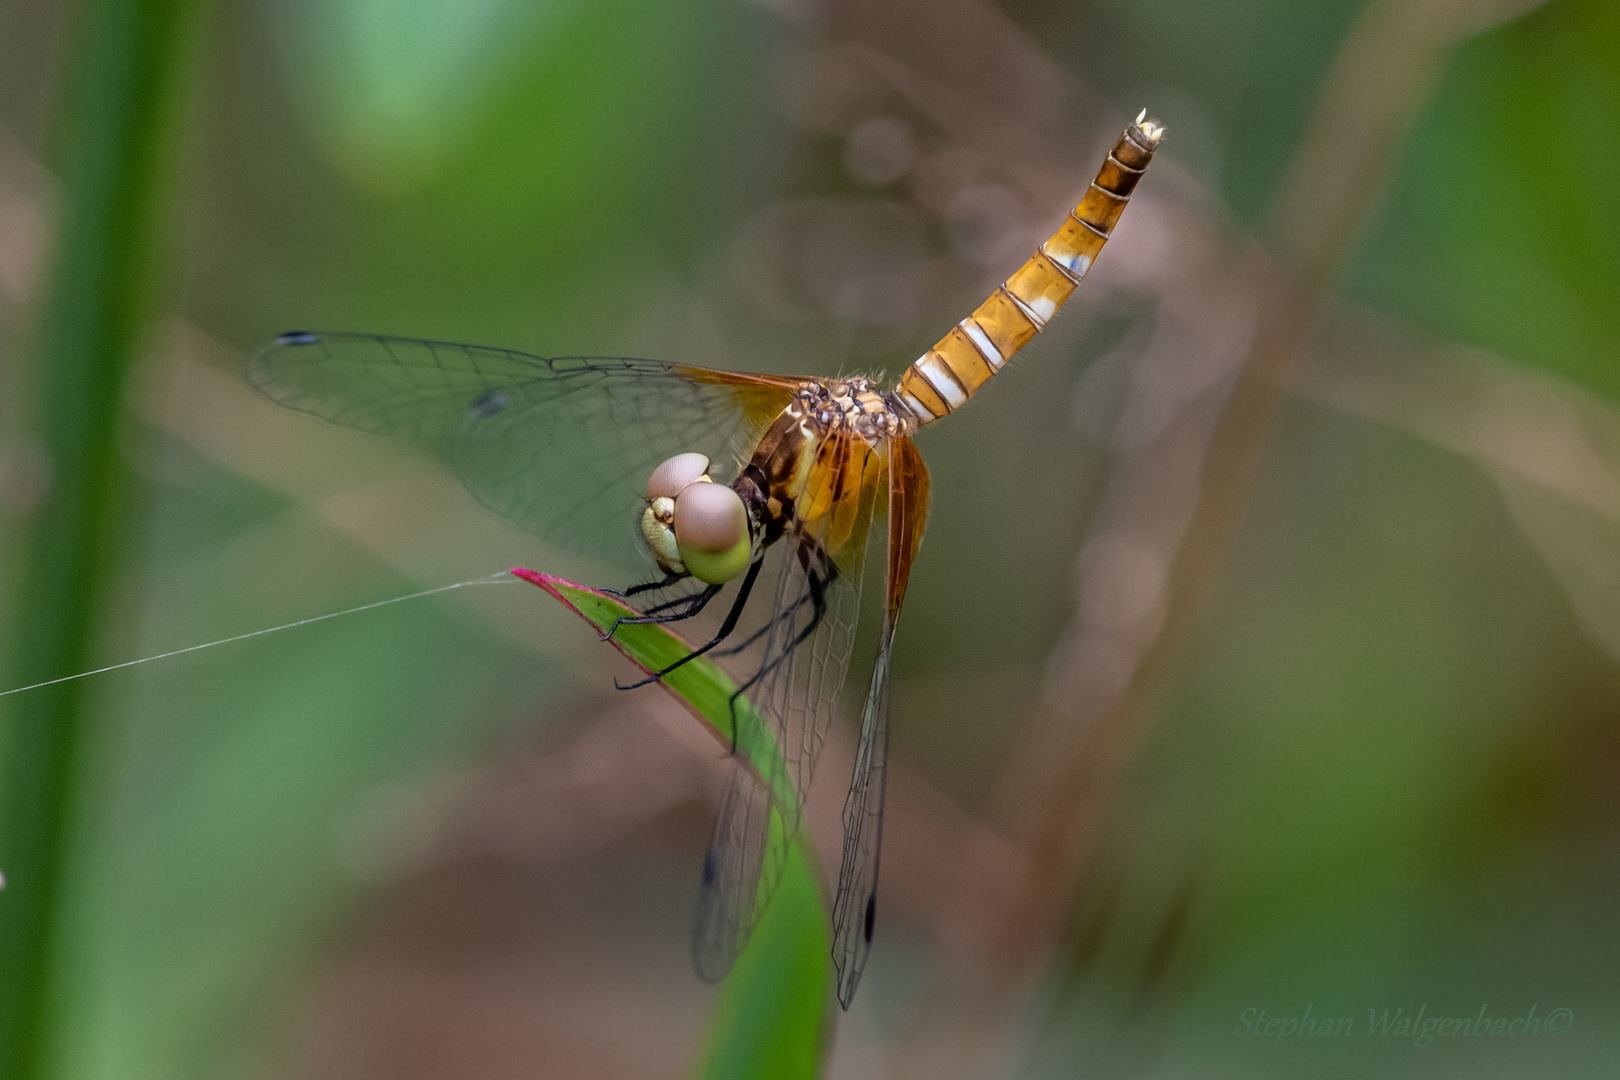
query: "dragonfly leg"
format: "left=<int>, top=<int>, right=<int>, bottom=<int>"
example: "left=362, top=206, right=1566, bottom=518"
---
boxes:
left=614, top=555, right=765, bottom=690
left=631, top=587, right=718, bottom=619
left=602, top=583, right=720, bottom=642
left=711, top=587, right=812, bottom=658
left=725, top=557, right=834, bottom=753
left=749, top=557, right=834, bottom=677
left=604, top=571, right=686, bottom=600
left=712, top=543, right=837, bottom=660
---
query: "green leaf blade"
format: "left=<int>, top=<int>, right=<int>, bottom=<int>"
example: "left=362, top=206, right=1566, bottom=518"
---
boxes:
left=513, top=569, right=832, bottom=1080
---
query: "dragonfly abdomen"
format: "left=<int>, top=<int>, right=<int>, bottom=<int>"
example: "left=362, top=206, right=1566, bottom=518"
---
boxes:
left=896, top=112, right=1164, bottom=426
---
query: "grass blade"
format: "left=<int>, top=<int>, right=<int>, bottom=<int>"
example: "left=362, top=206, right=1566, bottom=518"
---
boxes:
left=0, top=1, right=199, bottom=1075
left=513, top=569, right=833, bottom=1079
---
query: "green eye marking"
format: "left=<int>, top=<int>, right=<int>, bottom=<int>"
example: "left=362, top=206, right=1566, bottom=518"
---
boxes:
left=679, top=530, right=751, bottom=585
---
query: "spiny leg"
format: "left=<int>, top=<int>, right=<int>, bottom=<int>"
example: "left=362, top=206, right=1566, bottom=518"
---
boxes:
left=602, top=582, right=719, bottom=642
left=614, top=555, right=766, bottom=690
left=768, top=555, right=834, bottom=665
left=714, top=547, right=837, bottom=660
left=603, top=571, right=686, bottom=600
left=635, top=586, right=718, bottom=618
left=726, top=556, right=833, bottom=752
left=712, top=586, right=813, bottom=659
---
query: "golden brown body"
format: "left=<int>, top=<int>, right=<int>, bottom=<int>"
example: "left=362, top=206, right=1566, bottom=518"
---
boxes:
left=247, top=110, right=1162, bottom=1012
left=897, top=113, right=1163, bottom=424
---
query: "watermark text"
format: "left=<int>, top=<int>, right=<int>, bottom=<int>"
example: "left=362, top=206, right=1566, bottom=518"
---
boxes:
left=1234, top=1004, right=1572, bottom=1047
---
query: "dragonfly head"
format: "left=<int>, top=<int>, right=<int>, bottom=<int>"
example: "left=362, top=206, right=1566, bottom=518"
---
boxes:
left=640, top=453, right=752, bottom=585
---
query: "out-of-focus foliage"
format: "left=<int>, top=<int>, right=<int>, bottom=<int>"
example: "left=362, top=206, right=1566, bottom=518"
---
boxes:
left=1350, top=0, right=1620, bottom=400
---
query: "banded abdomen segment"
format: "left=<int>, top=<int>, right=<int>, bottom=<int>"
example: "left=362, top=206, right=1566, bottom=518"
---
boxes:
left=896, top=111, right=1164, bottom=426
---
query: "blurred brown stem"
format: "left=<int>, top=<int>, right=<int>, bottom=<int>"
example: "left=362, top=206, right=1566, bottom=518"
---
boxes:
left=1009, top=0, right=1553, bottom=947
left=896, top=0, right=1551, bottom=1073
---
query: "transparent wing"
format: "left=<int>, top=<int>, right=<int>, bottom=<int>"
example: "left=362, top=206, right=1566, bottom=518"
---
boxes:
left=248, top=332, right=800, bottom=573
left=833, top=435, right=929, bottom=1007
left=690, top=758, right=772, bottom=981
left=691, top=431, right=882, bottom=982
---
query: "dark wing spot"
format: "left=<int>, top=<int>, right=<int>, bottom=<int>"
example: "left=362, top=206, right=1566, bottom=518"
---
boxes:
left=276, top=331, right=319, bottom=346
left=863, top=892, right=877, bottom=943
left=467, top=391, right=509, bottom=420
left=701, top=848, right=718, bottom=888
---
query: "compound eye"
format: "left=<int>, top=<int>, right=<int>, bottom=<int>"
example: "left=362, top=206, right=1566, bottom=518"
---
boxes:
left=646, top=453, right=712, bottom=500
left=673, top=482, right=750, bottom=584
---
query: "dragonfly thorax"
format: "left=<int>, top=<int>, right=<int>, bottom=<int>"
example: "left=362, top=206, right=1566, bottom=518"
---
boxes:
left=790, top=376, right=915, bottom=443
left=726, top=376, right=915, bottom=555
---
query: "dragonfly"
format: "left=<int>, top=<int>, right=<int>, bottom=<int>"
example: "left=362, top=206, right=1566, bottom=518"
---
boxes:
left=249, top=112, right=1162, bottom=1007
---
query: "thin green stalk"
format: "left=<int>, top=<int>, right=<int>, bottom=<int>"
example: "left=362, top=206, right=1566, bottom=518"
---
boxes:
left=0, top=0, right=199, bottom=1075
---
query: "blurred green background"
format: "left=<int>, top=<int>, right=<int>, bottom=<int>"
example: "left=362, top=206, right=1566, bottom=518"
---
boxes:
left=1, top=0, right=1618, bottom=1077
